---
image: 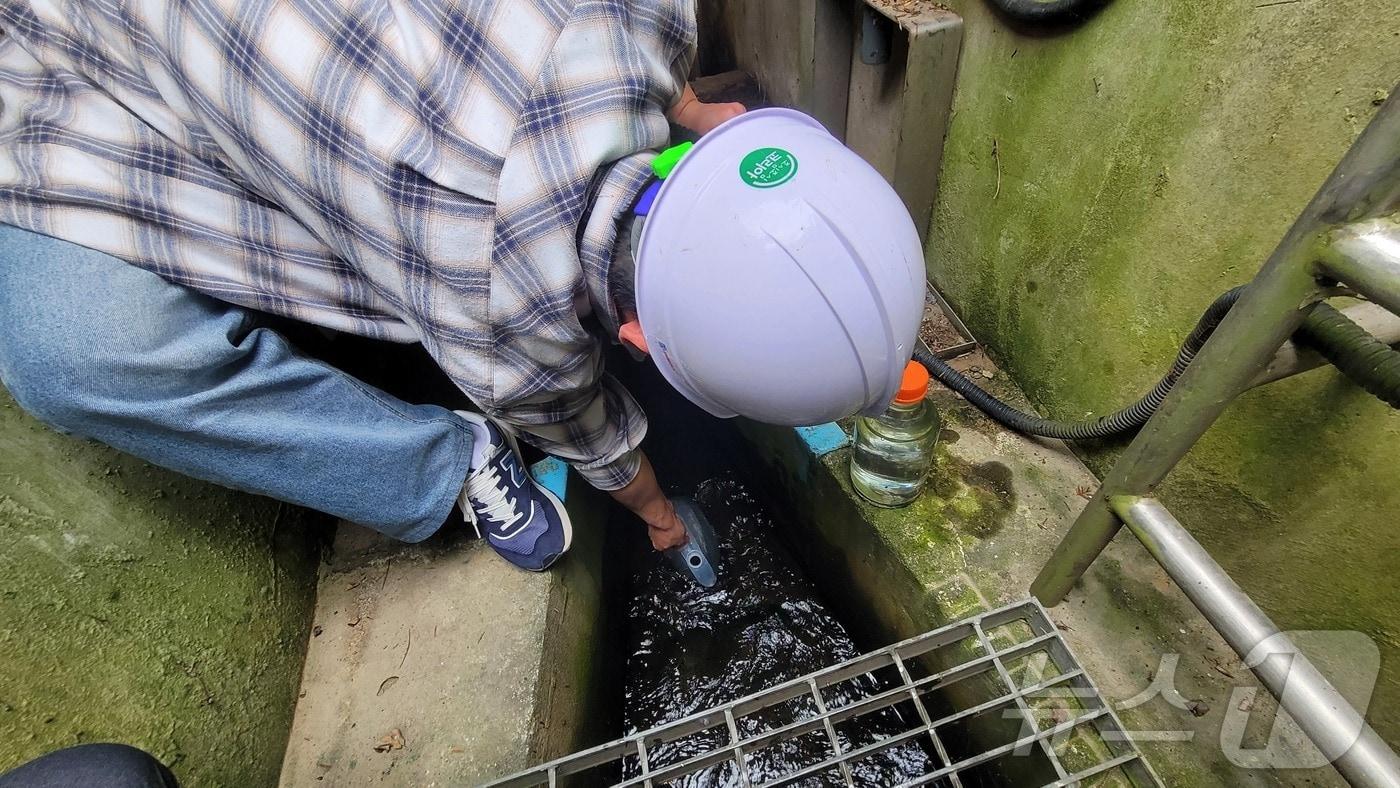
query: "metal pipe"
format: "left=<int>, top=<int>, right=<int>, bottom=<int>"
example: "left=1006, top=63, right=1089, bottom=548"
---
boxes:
left=1251, top=301, right=1400, bottom=387
left=1319, top=219, right=1400, bottom=317
left=1112, top=496, right=1400, bottom=788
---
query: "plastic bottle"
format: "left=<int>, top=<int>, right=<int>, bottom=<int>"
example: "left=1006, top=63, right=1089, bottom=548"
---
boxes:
left=850, top=361, right=940, bottom=507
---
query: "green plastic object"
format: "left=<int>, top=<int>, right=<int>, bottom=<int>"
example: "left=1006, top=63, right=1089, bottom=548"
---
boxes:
left=651, top=141, right=693, bottom=179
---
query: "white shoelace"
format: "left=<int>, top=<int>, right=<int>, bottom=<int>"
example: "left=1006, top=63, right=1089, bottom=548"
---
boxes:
left=462, top=459, right=526, bottom=536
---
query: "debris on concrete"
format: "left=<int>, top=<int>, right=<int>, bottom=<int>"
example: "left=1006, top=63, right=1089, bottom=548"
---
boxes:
left=376, top=676, right=398, bottom=696
left=374, top=728, right=405, bottom=753
left=920, top=297, right=967, bottom=353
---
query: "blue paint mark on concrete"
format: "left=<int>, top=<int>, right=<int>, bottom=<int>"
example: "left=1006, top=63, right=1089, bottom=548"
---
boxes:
left=530, top=457, right=569, bottom=503
left=796, top=423, right=850, bottom=458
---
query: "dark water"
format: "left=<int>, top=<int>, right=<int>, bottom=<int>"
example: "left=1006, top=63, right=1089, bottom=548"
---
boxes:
left=622, top=470, right=940, bottom=786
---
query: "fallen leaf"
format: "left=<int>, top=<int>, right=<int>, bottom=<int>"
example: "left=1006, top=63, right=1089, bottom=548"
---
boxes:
left=312, top=625, right=324, bottom=637
left=377, top=676, right=400, bottom=696
left=1187, top=700, right=1210, bottom=717
left=373, top=728, right=405, bottom=753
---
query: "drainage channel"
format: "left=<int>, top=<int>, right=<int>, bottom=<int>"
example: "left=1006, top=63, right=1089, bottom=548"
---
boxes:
left=621, top=469, right=938, bottom=785
left=493, top=365, right=1155, bottom=787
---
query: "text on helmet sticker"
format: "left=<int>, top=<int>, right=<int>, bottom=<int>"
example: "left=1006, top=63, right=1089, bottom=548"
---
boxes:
left=739, top=147, right=798, bottom=188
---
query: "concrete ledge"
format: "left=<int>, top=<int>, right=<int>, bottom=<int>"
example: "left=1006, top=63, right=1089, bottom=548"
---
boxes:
left=279, top=466, right=612, bottom=786
left=735, top=367, right=1342, bottom=786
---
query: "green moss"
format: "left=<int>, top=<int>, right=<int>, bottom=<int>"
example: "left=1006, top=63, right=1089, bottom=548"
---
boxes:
left=1055, top=726, right=1123, bottom=781
left=929, top=0, right=1400, bottom=745
left=820, top=441, right=1016, bottom=585
left=0, top=391, right=325, bottom=786
left=1088, top=557, right=1193, bottom=653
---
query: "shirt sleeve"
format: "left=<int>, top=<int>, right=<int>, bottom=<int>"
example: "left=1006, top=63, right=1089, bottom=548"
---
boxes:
left=490, top=372, right=648, bottom=491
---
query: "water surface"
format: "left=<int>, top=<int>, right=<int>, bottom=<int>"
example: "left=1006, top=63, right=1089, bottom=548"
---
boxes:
left=623, top=471, right=939, bottom=786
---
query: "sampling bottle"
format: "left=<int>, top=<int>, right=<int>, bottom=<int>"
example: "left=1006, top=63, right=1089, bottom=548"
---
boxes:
left=850, top=361, right=939, bottom=507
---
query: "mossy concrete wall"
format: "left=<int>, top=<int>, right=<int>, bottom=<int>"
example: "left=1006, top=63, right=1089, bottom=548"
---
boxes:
left=0, top=390, right=325, bottom=786
left=927, top=0, right=1400, bottom=738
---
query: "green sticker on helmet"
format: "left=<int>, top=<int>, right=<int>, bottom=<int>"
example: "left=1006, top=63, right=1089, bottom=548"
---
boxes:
left=739, top=147, right=798, bottom=188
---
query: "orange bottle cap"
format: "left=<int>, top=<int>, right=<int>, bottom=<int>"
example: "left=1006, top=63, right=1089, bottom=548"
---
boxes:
left=893, top=361, right=929, bottom=405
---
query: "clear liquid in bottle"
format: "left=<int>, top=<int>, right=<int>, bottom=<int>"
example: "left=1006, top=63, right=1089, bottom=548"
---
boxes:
left=851, top=362, right=939, bottom=507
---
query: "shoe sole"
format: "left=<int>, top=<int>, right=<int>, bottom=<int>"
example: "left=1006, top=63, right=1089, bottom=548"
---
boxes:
left=501, top=429, right=574, bottom=560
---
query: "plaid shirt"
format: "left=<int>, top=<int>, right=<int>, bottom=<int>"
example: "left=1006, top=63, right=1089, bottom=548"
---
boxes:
left=0, top=0, right=696, bottom=489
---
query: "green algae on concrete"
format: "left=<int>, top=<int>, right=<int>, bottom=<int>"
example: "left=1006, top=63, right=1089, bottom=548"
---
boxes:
left=927, top=0, right=1400, bottom=746
left=0, top=390, right=325, bottom=786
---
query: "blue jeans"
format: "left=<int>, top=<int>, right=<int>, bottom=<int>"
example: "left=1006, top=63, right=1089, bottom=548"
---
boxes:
left=0, top=744, right=178, bottom=788
left=0, top=225, right=473, bottom=542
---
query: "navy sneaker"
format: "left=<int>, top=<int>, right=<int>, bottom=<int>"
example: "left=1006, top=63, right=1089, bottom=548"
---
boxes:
left=455, top=412, right=572, bottom=572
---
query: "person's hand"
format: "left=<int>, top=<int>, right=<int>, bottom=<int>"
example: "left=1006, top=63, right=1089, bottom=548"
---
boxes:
left=668, top=83, right=745, bottom=136
left=608, top=452, right=690, bottom=552
left=643, top=498, right=689, bottom=551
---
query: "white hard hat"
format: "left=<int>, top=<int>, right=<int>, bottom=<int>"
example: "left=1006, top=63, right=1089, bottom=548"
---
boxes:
left=634, top=108, right=926, bottom=425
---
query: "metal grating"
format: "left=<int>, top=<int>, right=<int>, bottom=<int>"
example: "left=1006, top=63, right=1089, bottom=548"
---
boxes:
left=487, top=599, right=1161, bottom=788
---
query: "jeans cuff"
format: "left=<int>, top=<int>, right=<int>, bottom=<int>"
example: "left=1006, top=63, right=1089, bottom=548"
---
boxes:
left=395, top=415, right=475, bottom=543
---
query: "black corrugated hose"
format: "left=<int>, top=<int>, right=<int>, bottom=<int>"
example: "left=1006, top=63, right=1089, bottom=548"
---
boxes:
left=912, top=288, right=1400, bottom=440
left=984, top=0, right=1113, bottom=26
left=1294, top=302, right=1400, bottom=408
